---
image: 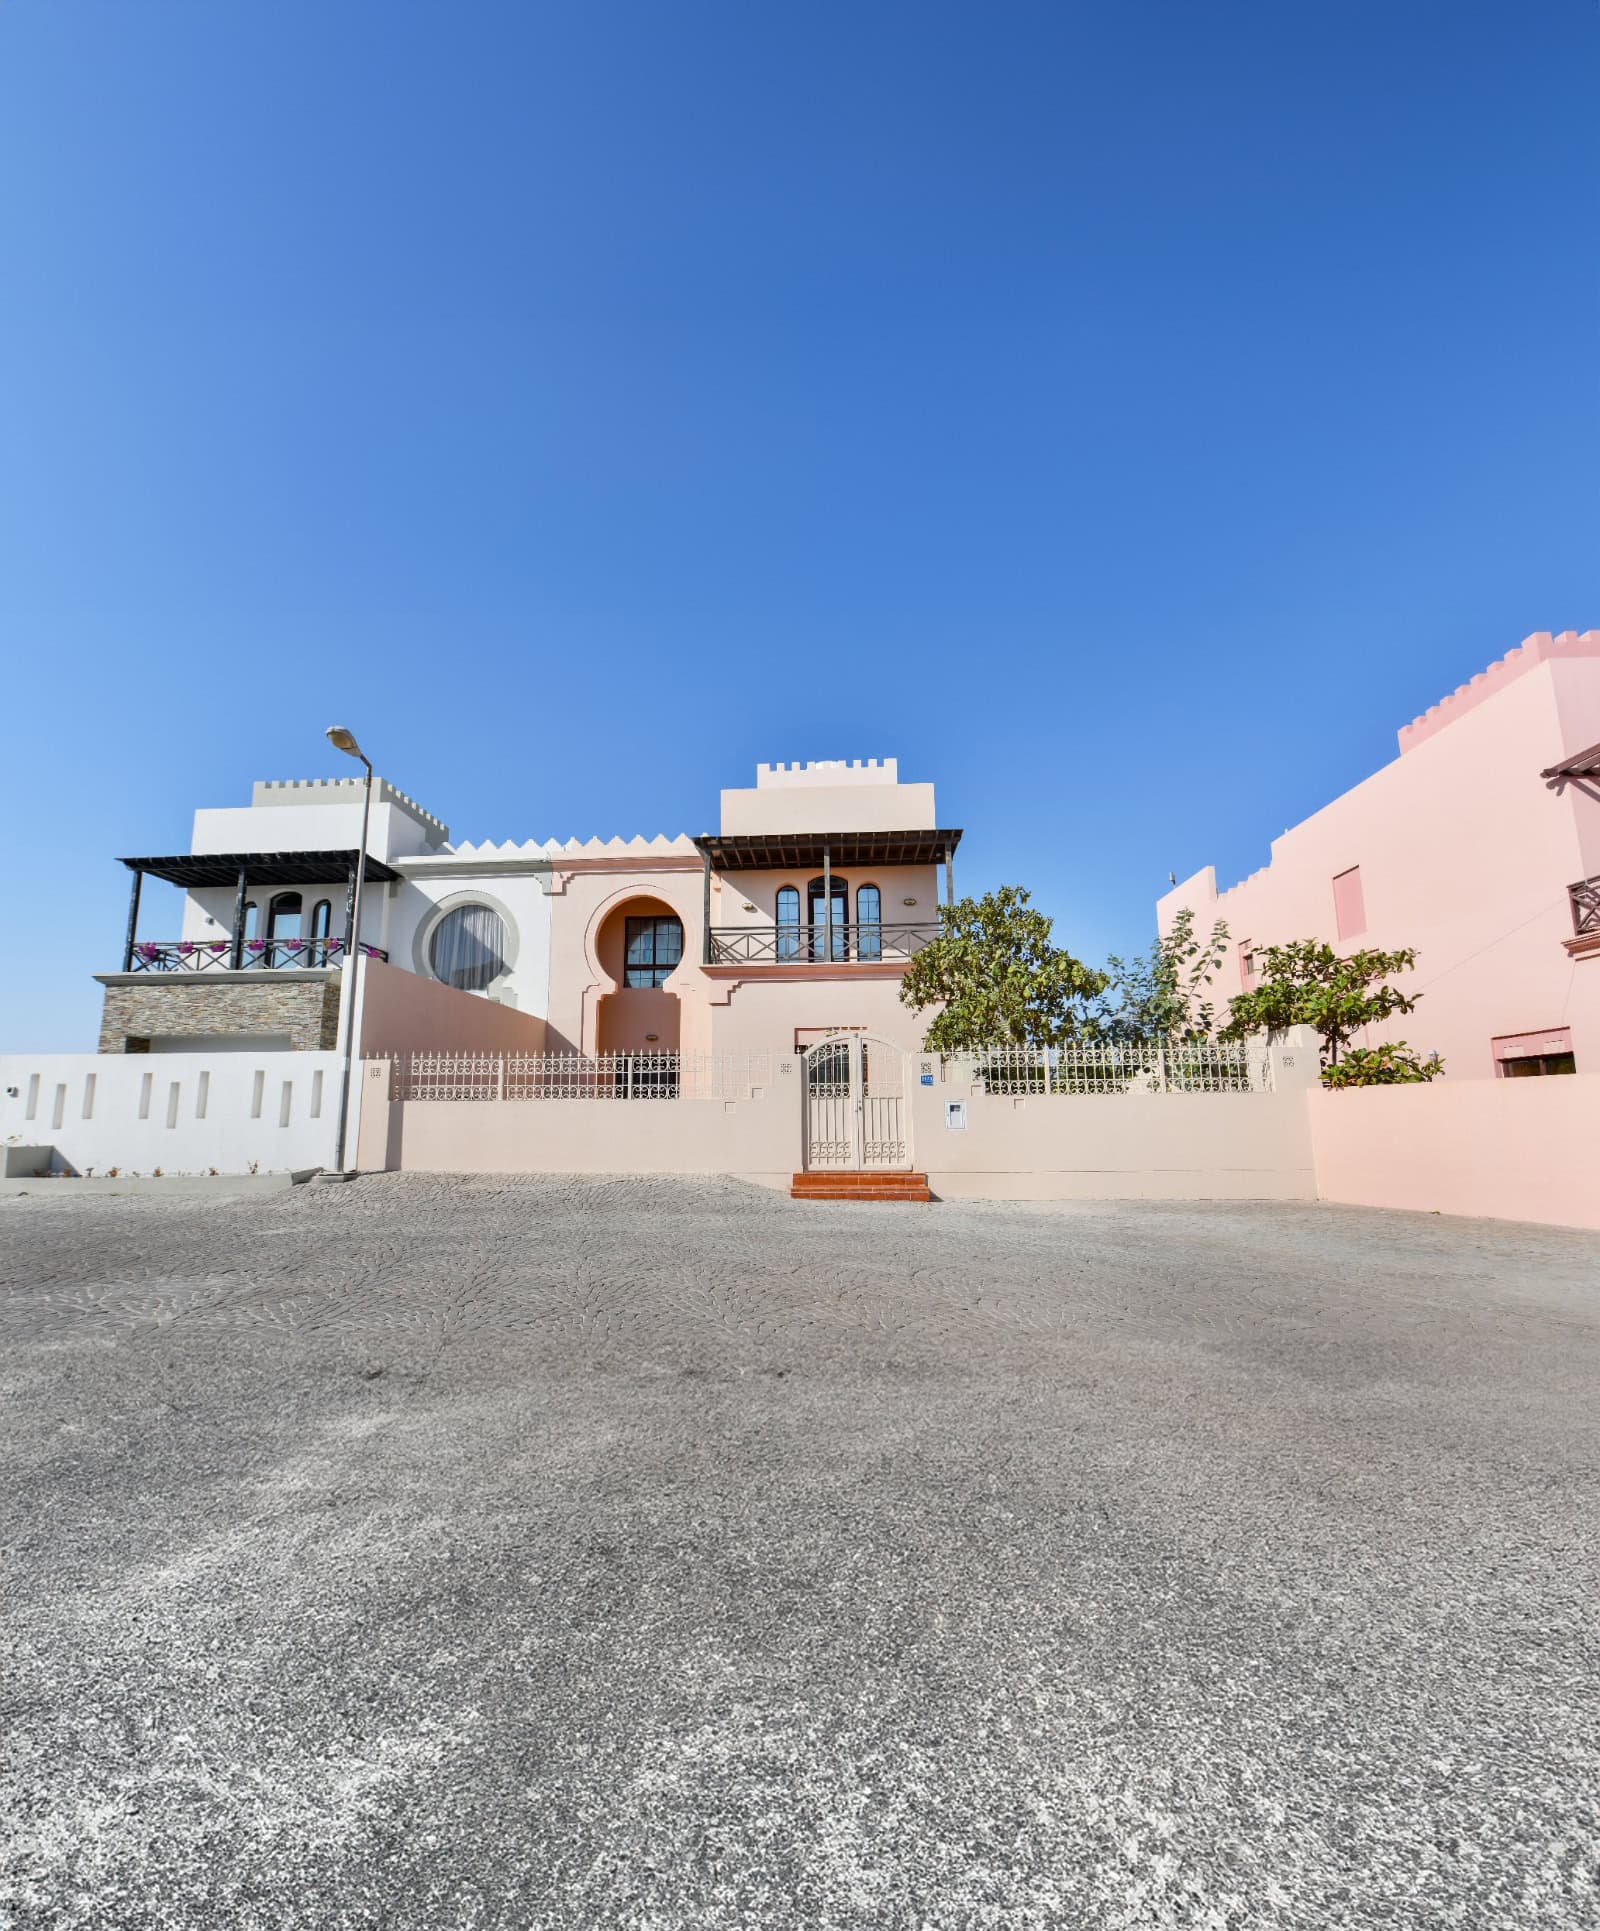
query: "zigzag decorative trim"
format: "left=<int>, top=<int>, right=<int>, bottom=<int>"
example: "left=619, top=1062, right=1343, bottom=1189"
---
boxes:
left=444, top=833, right=698, bottom=858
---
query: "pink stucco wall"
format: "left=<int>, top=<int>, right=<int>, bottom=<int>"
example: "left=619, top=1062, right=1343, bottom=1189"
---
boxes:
left=356, top=957, right=547, bottom=1057
left=1307, top=1077, right=1600, bottom=1230
left=706, top=972, right=930, bottom=1057
left=720, top=760, right=938, bottom=835
left=1159, top=634, right=1600, bottom=1079
left=356, top=1073, right=800, bottom=1183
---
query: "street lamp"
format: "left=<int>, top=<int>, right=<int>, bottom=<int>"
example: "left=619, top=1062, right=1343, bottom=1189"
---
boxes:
left=327, top=725, right=373, bottom=1175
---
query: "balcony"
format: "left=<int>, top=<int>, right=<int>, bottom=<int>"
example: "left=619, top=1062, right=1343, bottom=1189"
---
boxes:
left=126, top=939, right=388, bottom=973
left=707, top=921, right=938, bottom=966
left=1566, top=875, right=1600, bottom=960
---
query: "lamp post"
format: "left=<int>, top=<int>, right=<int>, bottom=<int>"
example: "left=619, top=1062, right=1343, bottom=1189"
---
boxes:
left=327, top=725, right=373, bottom=1175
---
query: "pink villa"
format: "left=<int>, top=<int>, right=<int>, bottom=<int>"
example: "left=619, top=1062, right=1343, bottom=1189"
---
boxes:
left=543, top=757, right=958, bottom=1064
left=1158, top=630, right=1600, bottom=1079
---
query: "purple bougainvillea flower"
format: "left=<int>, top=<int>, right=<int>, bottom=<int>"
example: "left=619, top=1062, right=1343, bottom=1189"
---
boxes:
left=246, top=939, right=266, bottom=953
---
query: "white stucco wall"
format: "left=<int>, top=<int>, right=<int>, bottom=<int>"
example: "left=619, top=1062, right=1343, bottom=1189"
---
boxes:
left=380, top=869, right=553, bottom=1017
left=0, top=1051, right=346, bottom=1175
left=189, top=800, right=438, bottom=863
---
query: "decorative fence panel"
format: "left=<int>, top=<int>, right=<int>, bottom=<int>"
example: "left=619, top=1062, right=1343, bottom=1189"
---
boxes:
left=944, top=1039, right=1269, bottom=1096
left=385, top=1051, right=772, bottom=1103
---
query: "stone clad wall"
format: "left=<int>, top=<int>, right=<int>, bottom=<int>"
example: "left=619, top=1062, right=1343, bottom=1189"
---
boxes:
left=97, top=976, right=342, bottom=1052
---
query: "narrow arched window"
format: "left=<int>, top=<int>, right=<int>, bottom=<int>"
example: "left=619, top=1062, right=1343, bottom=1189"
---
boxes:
left=310, top=899, right=332, bottom=939
left=776, top=886, right=800, bottom=962
left=857, top=884, right=882, bottom=961
left=268, top=892, right=302, bottom=940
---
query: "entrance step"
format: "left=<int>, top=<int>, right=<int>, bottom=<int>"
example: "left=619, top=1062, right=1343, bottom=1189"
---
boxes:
left=790, top=1171, right=933, bottom=1202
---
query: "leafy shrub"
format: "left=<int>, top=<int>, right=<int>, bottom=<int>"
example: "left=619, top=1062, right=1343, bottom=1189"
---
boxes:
left=1320, top=1042, right=1444, bottom=1088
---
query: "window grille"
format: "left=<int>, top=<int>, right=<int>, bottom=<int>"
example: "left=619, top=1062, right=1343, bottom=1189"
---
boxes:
left=623, top=916, right=683, bottom=988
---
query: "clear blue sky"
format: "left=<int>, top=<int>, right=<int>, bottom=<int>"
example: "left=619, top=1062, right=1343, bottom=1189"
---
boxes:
left=2, top=1, right=1595, bottom=1049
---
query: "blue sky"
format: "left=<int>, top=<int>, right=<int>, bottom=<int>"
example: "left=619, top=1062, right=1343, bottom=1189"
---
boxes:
left=2, top=1, right=1595, bottom=1049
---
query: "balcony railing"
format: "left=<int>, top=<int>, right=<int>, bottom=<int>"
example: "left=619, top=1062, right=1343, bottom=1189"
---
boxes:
left=125, top=938, right=388, bottom=972
left=1570, top=875, right=1600, bottom=937
left=707, top=921, right=939, bottom=966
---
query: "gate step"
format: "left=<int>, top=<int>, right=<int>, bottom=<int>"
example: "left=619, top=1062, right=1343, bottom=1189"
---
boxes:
left=790, top=1171, right=933, bottom=1202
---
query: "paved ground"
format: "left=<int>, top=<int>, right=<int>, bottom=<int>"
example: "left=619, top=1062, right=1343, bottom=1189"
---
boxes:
left=1, top=1175, right=1596, bottom=1930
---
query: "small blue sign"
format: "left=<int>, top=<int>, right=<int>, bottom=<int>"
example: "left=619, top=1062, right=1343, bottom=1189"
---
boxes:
left=920, top=1073, right=934, bottom=1086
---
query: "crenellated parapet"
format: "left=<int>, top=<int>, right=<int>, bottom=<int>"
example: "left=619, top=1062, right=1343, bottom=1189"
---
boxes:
left=252, top=775, right=449, bottom=837
left=755, top=758, right=898, bottom=788
left=1398, top=630, right=1600, bottom=753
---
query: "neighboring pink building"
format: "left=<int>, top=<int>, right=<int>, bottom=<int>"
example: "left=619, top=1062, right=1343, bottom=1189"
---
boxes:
left=1158, top=630, right=1600, bottom=1079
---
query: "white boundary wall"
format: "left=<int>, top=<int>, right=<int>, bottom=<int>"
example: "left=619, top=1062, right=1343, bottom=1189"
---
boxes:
left=0, top=1051, right=343, bottom=1176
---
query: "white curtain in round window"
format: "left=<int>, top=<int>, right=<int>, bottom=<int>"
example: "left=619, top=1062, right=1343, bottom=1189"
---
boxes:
left=430, top=905, right=509, bottom=991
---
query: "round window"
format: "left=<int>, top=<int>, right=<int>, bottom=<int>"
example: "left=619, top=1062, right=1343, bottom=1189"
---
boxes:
left=429, top=904, right=509, bottom=991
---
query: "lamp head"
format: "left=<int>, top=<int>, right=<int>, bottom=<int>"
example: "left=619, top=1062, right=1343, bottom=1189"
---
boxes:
left=326, top=725, right=365, bottom=761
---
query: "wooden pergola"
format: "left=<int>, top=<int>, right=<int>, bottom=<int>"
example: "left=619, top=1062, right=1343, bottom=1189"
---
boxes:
left=115, top=850, right=401, bottom=970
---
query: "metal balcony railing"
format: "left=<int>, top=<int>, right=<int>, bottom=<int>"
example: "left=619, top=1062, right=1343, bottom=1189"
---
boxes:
left=707, top=921, right=939, bottom=965
left=125, top=938, right=388, bottom=972
left=1569, top=875, right=1600, bottom=937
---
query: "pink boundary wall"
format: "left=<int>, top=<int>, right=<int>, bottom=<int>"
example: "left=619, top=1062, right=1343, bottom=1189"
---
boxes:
left=354, top=1050, right=1600, bottom=1230
left=356, top=958, right=548, bottom=1057
left=1307, top=1077, right=1600, bottom=1231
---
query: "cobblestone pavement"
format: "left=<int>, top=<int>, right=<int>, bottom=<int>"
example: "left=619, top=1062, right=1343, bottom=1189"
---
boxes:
left=2, top=1175, right=1596, bottom=1929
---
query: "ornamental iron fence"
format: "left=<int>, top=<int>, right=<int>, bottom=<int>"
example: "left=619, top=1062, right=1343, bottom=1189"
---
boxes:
left=945, top=1038, right=1268, bottom=1095
left=384, top=1050, right=773, bottom=1103
left=126, top=938, right=388, bottom=972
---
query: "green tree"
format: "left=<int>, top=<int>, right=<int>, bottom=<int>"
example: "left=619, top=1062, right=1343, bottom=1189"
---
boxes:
left=899, top=886, right=1109, bottom=1050
left=1096, top=906, right=1231, bottom=1042
left=1220, top=939, right=1423, bottom=1064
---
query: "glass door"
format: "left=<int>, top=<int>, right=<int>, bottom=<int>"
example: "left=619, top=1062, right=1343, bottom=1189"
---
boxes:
left=807, top=878, right=849, bottom=961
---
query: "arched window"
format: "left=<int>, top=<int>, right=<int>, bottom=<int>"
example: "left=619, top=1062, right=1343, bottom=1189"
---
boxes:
left=623, top=913, right=684, bottom=988
left=807, top=874, right=848, bottom=961
left=242, top=901, right=259, bottom=940
left=310, top=899, right=332, bottom=939
left=430, top=904, right=509, bottom=991
left=776, top=885, right=800, bottom=962
left=856, top=884, right=882, bottom=961
left=268, top=893, right=302, bottom=940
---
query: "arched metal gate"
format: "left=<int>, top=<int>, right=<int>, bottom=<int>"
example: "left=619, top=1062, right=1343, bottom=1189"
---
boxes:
left=803, top=1033, right=909, bottom=1171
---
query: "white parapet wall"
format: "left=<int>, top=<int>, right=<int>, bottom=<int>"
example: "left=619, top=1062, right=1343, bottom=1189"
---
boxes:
left=0, top=1050, right=346, bottom=1176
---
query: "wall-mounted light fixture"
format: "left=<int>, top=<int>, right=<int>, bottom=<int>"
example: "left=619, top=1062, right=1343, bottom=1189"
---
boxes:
left=902, top=897, right=918, bottom=907
left=741, top=902, right=757, bottom=912
left=644, top=1033, right=660, bottom=1043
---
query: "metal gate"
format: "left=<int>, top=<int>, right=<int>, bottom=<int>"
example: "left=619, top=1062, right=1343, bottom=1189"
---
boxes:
left=802, top=1034, right=909, bottom=1171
